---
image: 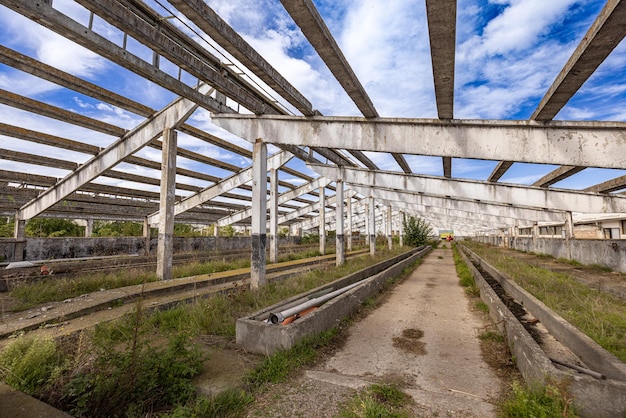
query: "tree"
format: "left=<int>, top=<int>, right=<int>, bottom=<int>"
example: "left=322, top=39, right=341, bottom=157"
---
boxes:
left=26, top=218, right=84, bottom=237
left=403, top=215, right=433, bottom=247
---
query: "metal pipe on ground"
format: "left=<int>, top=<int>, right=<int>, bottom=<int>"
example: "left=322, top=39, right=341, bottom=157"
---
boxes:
left=268, top=277, right=369, bottom=324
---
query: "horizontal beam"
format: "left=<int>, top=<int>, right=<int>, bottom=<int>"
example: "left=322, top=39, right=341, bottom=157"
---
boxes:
left=312, top=164, right=626, bottom=213
left=210, top=115, right=626, bottom=169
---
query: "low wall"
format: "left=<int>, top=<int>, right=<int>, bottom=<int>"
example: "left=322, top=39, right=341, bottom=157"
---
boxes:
left=236, top=246, right=431, bottom=355
left=459, top=245, right=626, bottom=417
left=474, top=236, right=626, bottom=273
left=0, top=236, right=301, bottom=262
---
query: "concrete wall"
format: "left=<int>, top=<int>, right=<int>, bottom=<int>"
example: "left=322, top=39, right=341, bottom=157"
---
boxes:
left=0, top=236, right=301, bottom=262
left=475, top=236, right=626, bottom=273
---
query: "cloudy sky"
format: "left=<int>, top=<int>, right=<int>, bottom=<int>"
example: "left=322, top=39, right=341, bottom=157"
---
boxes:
left=0, top=0, right=624, bottom=198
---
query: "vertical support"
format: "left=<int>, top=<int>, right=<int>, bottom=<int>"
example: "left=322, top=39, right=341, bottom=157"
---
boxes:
left=346, top=193, right=353, bottom=251
left=13, top=214, right=25, bottom=262
left=369, top=195, right=376, bottom=256
left=250, top=139, right=267, bottom=289
left=85, top=217, right=93, bottom=237
left=157, top=128, right=177, bottom=280
left=269, top=168, right=279, bottom=263
left=564, top=211, right=574, bottom=261
left=143, top=217, right=151, bottom=256
left=336, top=180, right=345, bottom=266
left=399, top=211, right=404, bottom=247
left=386, top=205, right=392, bottom=250
left=532, top=222, right=539, bottom=253
left=319, top=186, right=326, bottom=255
left=214, top=223, right=219, bottom=237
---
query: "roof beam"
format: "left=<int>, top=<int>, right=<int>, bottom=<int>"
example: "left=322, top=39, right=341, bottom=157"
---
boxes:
left=488, top=161, right=514, bottom=182
left=0, top=0, right=231, bottom=114
left=584, top=175, right=626, bottom=194
left=532, top=0, right=626, bottom=121
left=532, top=166, right=586, bottom=187
left=311, top=164, right=626, bottom=213
left=168, top=0, right=314, bottom=116
left=425, top=0, right=456, bottom=119
left=211, top=114, right=626, bottom=169
left=279, top=0, right=378, bottom=118
left=16, top=85, right=212, bottom=221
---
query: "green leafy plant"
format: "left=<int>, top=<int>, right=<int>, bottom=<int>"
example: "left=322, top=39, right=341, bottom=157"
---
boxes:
left=500, top=381, right=577, bottom=417
left=337, top=383, right=412, bottom=418
left=402, top=216, right=433, bottom=247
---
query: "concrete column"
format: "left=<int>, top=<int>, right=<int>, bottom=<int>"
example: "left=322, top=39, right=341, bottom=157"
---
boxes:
left=387, top=205, right=392, bottom=250
left=335, top=179, right=345, bottom=266
left=13, top=214, right=25, bottom=262
left=214, top=223, right=219, bottom=237
left=532, top=222, right=539, bottom=253
left=346, top=193, right=353, bottom=251
left=564, top=211, right=574, bottom=260
left=369, top=196, right=376, bottom=256
left=250, top=139, right=267, bottom=289
left=319, top=186, right=326, bottom=255
left=143, top=217, right=150, bottom=256
left=157, top=128, right=177, bottom=280
left=85, top=217, right=93, bottom=237
left=269, top=168, right=278, bottom=263
left=399, top=211, right=404, bottom=247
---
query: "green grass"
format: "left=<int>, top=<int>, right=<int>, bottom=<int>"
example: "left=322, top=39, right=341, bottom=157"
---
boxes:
left=479, top=330, right=504, bottom=343
left=463, top=241, right=626, bottom=363
left=476, top=300, right=490, bottom=313
left=453, top=245, right=480, bottom=296
left=337, top=383, right=413, bottom=418
left=499, top=381, right=577, bottom=418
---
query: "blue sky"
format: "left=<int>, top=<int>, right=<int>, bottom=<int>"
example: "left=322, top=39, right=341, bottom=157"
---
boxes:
left=0, top=0, right=625, bottom=201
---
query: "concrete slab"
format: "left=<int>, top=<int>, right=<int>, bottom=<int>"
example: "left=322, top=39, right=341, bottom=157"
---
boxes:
left=319, top=248, right=502, bottom=417
left=0, top=382, right=71, bottom=418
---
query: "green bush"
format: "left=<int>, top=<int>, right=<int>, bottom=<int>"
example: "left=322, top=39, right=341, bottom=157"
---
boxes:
left=0, top=337, right=66, bottom=396
left=402, top=216, right=432, bottom=247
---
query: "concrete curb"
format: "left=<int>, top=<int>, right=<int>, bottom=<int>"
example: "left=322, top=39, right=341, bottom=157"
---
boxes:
left=236, top=246, right=431, bottom=355
left=458, top=244, right=626, bottom=418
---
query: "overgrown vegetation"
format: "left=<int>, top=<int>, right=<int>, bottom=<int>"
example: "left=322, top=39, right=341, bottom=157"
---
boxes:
left=452, top=244, right=479, bottom=296
left=500, top=381, right=577, bottom=418
left=463, top=241, right=626, bottom=362
left=2, top=246, right=413, bottom=416
left=337, top=383, right=413, bottom=418
left=402, top=215, right=433, bottom=247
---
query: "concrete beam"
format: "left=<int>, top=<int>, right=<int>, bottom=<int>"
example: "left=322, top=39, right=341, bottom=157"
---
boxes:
left=279, top=0, right=378, bottom=118
left=584, top=175, right=626, bottom=194
left=16, top=84, right=212, bottom=221
left=146, top=151, right=293, bottom=224
left=533, top=166, right=586, bottom=187
left=426, top=0, right=456, bottom=119
left=217, top=176, right=331, bottom=226
left=1, top=0, right=230, bottom=114
left=313, top=165, right=626, bottom=213
left=532, top=0, right=626, bottom=120
left=488, top=161, right=514, bottom=182
left=210, top=114, right=626, bottom=169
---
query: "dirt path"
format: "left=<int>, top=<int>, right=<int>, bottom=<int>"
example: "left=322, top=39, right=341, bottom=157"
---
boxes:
left=249, top=248, right=504, bottom=417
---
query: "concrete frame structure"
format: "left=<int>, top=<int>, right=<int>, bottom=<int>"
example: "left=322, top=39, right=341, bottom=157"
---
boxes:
left=0, top=0, right=624, bottom=282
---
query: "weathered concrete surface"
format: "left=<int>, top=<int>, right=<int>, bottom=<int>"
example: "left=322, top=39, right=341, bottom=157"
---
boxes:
left=319, top=248, right=502, bottom=417
left=0, top=382, right=71, bottom=418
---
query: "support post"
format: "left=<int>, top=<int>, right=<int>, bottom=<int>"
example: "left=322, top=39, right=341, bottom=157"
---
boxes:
left=13, top=214, right=25, bottom=262
left=250, top=139, right=267, bottom=289
left=369, top=195, right=376, bottom=256
left=319, top=186, right=326, bottom=255
left=143, top=217, right=151, bottom=256
left=346, top=192, right=353, bottom=251
left=336, top=179, right=345, bottom=266
left=157, top=128, right=177, bottom=280
left=387, top=205, right=392, bottom=250
left=85, top=217, right=93, bottom=237
left=564, top=211, right=574, bottom=260
left=399, top=211, right=404, bottom=247
left=532, top=222, right=539, bottom=253
left=269, top=168, right=278, bottom=263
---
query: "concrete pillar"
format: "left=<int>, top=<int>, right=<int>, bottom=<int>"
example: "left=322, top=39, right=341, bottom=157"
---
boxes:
left=336, top=180, right=345, bottom=266
left=269, top=168, right=278, bottom=263
left=399, top=211, right=404, bottom=247
left=143, top=217, right=151, bottom=256
left=386, top=205, right=392, bottom=250
left=319, top=186, right=326, bottom=255
left=532, top=222, right=539, bottom=253
left=157, top=128, right=177, bottom=280
left=85, top=217, right=93, bottom=237
left=369, top=196, right=376, bottom=256
left=214, top=223, right=219, bottom=237
left=564, top=211, right=574, bottom=260
left=13, top=214, right=25, bottom=262
left=346, top=193, right=353, bottom=251
left=250, top=139, right=267, bottom=289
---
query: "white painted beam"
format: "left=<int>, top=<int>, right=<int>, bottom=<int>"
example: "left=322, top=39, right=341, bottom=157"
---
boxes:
left=211, top=115, right=626, bottom=169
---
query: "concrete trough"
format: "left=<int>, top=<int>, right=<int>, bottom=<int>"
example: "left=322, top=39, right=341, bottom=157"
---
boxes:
left=236, top=246, right=431, bottom=355
left=459, top=245, right=626, bottom=418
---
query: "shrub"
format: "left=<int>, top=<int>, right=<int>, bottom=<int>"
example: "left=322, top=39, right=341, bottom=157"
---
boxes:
left=402, top=216, right=432, bottom=247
